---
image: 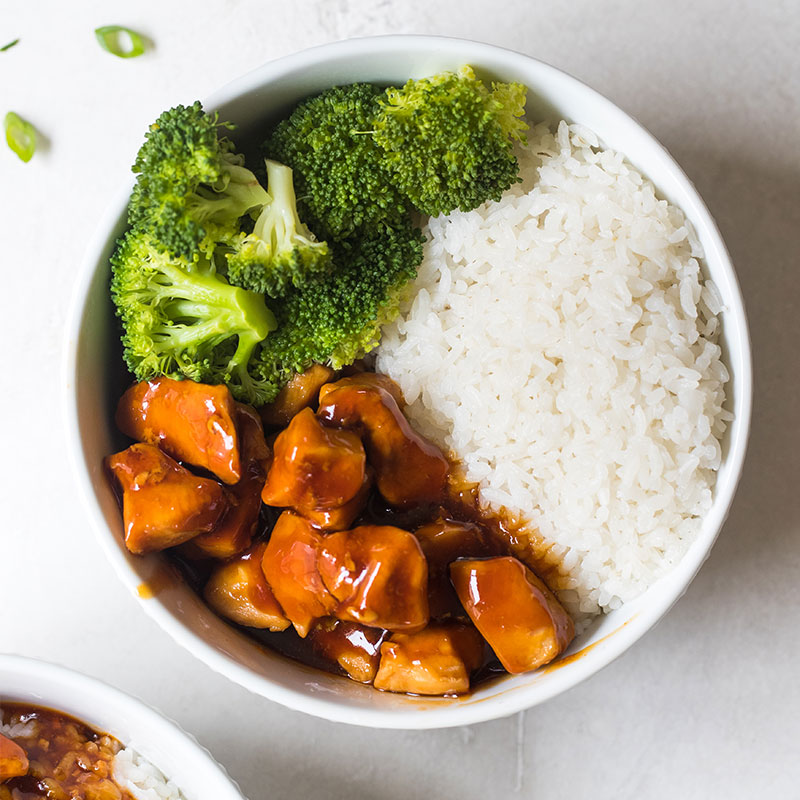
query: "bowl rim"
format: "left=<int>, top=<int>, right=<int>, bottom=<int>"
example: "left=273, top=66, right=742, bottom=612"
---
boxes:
left=0, top=653, right=247, bottom=799
left=63, top=33, right=753, bottom=729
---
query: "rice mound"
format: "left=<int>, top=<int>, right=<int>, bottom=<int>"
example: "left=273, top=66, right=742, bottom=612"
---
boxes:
left=376, top=120, right=731, bottom=620
left=114, top=746, right=187, bottom=800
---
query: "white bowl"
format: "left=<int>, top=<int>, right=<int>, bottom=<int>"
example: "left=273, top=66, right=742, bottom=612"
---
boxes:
left=0, top=654, right=246, bottom=800
left=64, top=35, right=752, bottom=729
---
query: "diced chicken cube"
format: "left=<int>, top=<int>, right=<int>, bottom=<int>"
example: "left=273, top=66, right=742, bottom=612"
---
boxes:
left=204, top=541, right=289, bottom=630
left=189, top=406, right=269, bottom=559
left=261, top=511, right=335, bottom=637
left=318, top=525, right=429, bottom=631
left=308, top=619, right=388, bottom=683
left=414, top=519, right=493, bottom=618
left=317, top=375, right=448, bottom=507
left=261, top=407, right=366, bottom=514
left=300, top=472, right=372, bottom=533
left=0, top=732, right=28, bottom=781
left=259, top=364, right=335, bottom=428
left=317, top=372, right=405, bottom=408
left=374, top=622, right=485, bottom=695
left=106, top=443, right=228, bottom=554
left=234, top=403, right=271, bottom=466
left=414, top=520, right=489, bottom=565
left=449, top=557, right=574, bottom=673
left=116, top=377, right=241, bottom=484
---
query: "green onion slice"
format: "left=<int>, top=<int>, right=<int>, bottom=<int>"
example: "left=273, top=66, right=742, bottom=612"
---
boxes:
left=0, top=39, right=19, bottom=52
left=4, top=112, right=36, bottom=162
left=94, top=25, right=145, bottom=58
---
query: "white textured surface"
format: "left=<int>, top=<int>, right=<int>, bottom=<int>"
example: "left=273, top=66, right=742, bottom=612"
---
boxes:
left=0, top=1, right=798, bottom=798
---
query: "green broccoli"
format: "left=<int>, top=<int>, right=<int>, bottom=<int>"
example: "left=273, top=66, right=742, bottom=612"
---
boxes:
left=373, top=65, right=528, bottom=216
left=264, top=84, right=408, bottom=241
left=225, top=159, right=332, bottom=297
left=111, top=68, right=528, bottom=405
left=252, top=219, right=424, bottom=391
left=110, top=229, right=279, bottom=404
left=129, top=101, right=269, bottom=260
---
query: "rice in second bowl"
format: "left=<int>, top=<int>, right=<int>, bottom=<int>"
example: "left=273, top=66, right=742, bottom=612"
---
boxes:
left=376, top=120, right=731, bottom=622
left=0, top=704, right=186, bottom=800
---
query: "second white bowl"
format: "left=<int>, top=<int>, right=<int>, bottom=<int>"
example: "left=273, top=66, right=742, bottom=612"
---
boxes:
left=0, top=655, right=245, bottom=800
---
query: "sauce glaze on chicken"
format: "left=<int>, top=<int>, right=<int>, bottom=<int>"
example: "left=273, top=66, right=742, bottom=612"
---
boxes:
left=106, top=370, right=575, bottom=696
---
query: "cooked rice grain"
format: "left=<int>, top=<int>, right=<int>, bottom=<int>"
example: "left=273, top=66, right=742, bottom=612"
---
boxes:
left=0, top=718, right=37, bottom=739
left=114, top=746, right=186, bottom=800
left=376, top=121, right=731, bottom=620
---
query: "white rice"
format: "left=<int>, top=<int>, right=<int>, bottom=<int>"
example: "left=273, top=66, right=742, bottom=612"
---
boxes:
left=0, top=718, right=37, bottom=739
left=376, top=120, right=731, bottom=620
left=113, top=746, right=186, bottom=800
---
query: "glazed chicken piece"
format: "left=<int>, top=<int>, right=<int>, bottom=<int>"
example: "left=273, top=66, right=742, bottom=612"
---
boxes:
left=317, top=525, right=429, bottom=632
left=317, top=374, right=448, bottom=507
left=374, top=622, right=485, bottom=695
left=308, top=619, right=388, bottom=683
left=317, top=372, right=405, bottom=407
left=235, top=404, right=271, bottom=466
left=261, top=511, right=336, bottom=637
left=259, top=364, right=335, bottom=428
left=115, top=377, right=242, bottom=484
left=450, top=557, right=574, bottom=673
left=301, top=472, right=372, bottom=532
left=189, top=406, right=270, bottom=559
left=204, top=541, right=289, bottom=630
left=0, top=733, right=28, bottom=781
left=414, top=520, right=494, bottom=618
left=106, top=443, right=228, bottom=554
left=261, top=407, right=366, bottom=524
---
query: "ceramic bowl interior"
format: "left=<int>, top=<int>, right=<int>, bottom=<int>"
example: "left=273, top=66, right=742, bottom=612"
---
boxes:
left=65, top=35, right=751, bottom=729
left=0, top=655, right=245, bottom=799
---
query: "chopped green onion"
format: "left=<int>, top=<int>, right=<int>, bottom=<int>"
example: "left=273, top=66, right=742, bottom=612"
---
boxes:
left=4, top=112, right=36, bottom=162
left=0, top=39, right=19, bottom=52
left=94, top=25, right=146, bottom=58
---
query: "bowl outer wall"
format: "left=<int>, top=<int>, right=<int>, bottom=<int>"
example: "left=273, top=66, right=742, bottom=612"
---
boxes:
left=0, top=654, right=247, bottom=800
left=64, top=35, right=753, bottom=729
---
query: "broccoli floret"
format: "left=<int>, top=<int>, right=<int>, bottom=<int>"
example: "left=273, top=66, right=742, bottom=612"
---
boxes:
left=373, top=65, right=528, bottom=216
left=110, top=228, right=279, bottom=404
left=113, top=70, right=528, bottom=406
left=252, top=219, right=424, bottom=392
left=225, top=160, right=331, bottom=296
left=264, top=84, right=407, bottom=241
left=129, top=101, right=269, bottom=260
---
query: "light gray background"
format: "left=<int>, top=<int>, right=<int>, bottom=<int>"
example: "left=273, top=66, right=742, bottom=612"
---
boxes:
left=1, top=1, right=798, bottom=797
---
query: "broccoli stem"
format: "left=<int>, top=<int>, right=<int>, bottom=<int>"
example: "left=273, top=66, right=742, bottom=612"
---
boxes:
left=148, top=261, right=274, bottom=339
left=190, top=162, right=269, bottom=224
left=220, top=160, right=270, bottom=210
left=253, top=160, right=305, bottom=244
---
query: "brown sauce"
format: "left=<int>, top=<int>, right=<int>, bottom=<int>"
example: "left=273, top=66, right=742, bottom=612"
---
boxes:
left=111, top=368, right=575, bottom=695
left=0, top=704, right=136, bottom=800
left=444, top=469, right=569, bottom=590
left=169, top=468, right=567, bottom=694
